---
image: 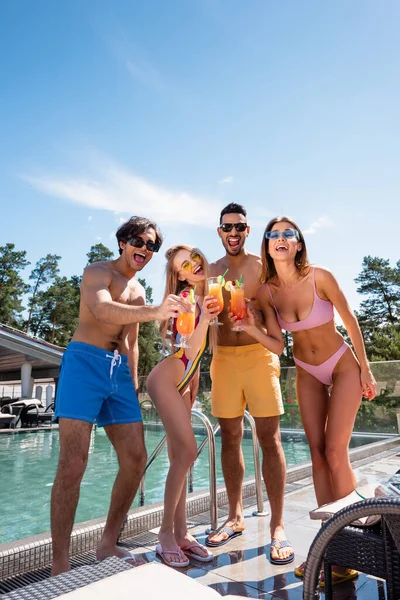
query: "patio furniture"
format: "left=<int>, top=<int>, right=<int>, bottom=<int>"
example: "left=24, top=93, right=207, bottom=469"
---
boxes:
left=20, top=401, right=55, bottom=427
left=8, top=399, right=45, bottom=427
left=0, top=396, right=13, bottom=408
left=0, top=404, right=24, bottom=429
left=0, top=400, right=46, bottom=429
left=303, top=497, right=400, bottom=600
left=0, top=558, right=244, bottom=599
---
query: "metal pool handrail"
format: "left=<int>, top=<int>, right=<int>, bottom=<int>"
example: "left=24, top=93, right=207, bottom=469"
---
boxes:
left=244, top=411, right=268, bottom=517
left=138, top=408, right=218, bottom=531
left=188, top=410, right=267, bottom=517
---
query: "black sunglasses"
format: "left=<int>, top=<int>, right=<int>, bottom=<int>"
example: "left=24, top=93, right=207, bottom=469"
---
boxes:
left=220, top=222, right=248, bottom=233
left=127, top=236, right=161, bottom=253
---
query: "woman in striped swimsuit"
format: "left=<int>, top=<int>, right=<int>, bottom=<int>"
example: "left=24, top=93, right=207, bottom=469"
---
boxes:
left=147, top=245, right=218, bottom=568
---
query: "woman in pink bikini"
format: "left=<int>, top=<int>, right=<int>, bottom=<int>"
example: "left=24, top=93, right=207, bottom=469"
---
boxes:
left=147, top=245, right=218, bottom=568
left=232, top=216, right=376, bottom=584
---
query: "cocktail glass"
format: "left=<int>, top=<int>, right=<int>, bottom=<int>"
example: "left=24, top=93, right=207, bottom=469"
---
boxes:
left=230, top=284, right=246, bottom=331
left=174, top=292, right=196, bottom=348
left=207, top=277, right=224, bottom=326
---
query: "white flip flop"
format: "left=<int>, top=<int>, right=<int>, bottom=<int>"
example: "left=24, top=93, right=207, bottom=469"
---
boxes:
left=156, top=544, right=190, bottom=568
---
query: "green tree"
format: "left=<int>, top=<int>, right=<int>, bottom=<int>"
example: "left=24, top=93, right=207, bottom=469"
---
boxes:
left=368, top=324, right=400, bottom=362
left=355, top=256, right=400, bottom=327
left=0, top=243, right=30, bottom=327
left=354, top=256, right=400, bottom=360
left=30, top=276, right=81, bottom=345
left=137, top=278, right=162, bottom=387
left=86, top=243, right=114, bottom=265
left=26, top=254, right=61, bottom=333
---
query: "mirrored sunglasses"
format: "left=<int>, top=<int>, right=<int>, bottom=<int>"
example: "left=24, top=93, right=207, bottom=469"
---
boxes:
left=265, top=229, right=299, bottom=241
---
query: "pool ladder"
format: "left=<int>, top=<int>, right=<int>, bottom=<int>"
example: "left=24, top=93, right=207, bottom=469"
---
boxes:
left=138, top=409, right=267, bottom=532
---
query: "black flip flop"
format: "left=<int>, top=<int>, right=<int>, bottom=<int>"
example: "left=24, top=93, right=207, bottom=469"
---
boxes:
left=205, top=526, right=243, bottom=548
left=269, top=539, right=295, bottom=565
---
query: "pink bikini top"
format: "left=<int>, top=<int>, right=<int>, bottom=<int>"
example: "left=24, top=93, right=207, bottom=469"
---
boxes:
left=266, top=268, right=334, bottom=333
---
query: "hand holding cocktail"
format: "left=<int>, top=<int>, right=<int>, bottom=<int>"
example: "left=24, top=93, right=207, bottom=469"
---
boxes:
left=225, top=275, right=249, bottom=331
left=207, top=269, right=228, bottom=326
left=174, top=290, right=196, bottom=348
left=201, top=294, right=222, bottom=324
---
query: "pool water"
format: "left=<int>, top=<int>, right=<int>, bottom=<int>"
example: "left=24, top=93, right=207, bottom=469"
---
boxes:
left=0, top=427, right=381, bottom=544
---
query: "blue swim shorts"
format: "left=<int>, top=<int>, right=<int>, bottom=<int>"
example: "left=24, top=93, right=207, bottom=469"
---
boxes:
left=54, top=341, right=142, bottom=427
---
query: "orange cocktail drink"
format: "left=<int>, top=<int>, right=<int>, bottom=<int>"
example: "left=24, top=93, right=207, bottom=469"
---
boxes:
left=207, top=277, right=224, bottom=326
left=174, top=290, right=196, bottom=348
left=230, top=285, right=246, bottom=331
left=231, top=286, right=246, bottom=319
left=176, top=311, right=195, bottom=337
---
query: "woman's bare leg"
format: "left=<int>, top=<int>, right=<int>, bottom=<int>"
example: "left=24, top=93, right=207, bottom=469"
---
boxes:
left=296, top=367, right=334, bottom=506
left=171, top=385, right=209, bottom=557
left=326, top=353, right=362, bottom=499
left=147, top=366, right=198, bottom=564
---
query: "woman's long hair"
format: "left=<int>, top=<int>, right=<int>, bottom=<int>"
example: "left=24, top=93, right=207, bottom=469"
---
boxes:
left=159, top=244, right=217, bottom=351
left=261, top=216, right=310, bottom=283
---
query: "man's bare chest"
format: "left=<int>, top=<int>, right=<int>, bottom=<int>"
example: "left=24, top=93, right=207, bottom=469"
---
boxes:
left=110, top=278, right=141, bottom=306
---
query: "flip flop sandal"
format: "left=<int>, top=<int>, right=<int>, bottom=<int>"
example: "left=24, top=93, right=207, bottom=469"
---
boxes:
left=320, top=569, right=358, bottom=587
left=205, top=526, right=243, bottom=548
left=180, top=542, right=214, bottom=562
left=98, top=550, right=145, bottom=567
left=269, top=539, right=295, bottom=565
left=294, top=564, right=358, bottom=586
left=294, top=563, right=306, bottom=578
left=156, top=544, right=190, bottom=568
left=120, top=551, right=146, bottom=566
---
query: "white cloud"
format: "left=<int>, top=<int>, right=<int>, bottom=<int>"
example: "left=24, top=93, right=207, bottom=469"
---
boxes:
left=22, top=158, right=220, bottom=228
left=218, top=176, right=233, bottom=184
left=303, top=216, right=333, bottom=235
left=88, top=215, right=92, bottom=221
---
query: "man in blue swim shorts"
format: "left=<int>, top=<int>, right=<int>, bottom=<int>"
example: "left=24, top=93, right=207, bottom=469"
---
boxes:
left=51, top=216, right=190, bottom=575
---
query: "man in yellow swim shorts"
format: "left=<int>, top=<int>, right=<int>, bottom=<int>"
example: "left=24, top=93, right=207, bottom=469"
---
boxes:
left=206, top=203, right=294, bottom=566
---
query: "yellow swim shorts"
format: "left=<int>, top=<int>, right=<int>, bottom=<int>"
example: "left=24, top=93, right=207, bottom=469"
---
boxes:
left=210, top=343, right=283, bottom=419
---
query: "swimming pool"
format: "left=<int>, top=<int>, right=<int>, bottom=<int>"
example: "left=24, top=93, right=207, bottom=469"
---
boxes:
left=0, top=427, right=385, bottom=544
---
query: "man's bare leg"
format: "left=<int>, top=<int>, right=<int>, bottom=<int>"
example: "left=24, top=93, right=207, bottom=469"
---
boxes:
left=96, top=422, right=147, bottom=561
left=207, top=416, right=246, bottom=544
left=255, top=416, right=293, bottom=562
left=51, top=419, right=93, bottom=575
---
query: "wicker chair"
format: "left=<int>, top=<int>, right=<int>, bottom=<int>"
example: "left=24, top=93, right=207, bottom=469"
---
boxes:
left=303, top=497, right=400, bottom=600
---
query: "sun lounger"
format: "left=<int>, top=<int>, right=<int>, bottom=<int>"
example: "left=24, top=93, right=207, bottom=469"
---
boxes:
left=0, top=404, right=24, bottom=429
left=17, top=400, right=55, bottom=427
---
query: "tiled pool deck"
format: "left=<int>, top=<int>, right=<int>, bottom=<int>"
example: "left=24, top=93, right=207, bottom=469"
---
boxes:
left=127, top=447, right=399, bottom=599
left=1, top=444, right=399, bottom=598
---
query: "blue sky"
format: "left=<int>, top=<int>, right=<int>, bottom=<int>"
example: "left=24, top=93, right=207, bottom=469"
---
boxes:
left=1, top=0, right=399, bottom=310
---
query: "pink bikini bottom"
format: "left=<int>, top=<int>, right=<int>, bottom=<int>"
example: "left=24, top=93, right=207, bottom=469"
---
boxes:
left=294, top=342, right=349, bottom=386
